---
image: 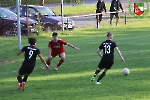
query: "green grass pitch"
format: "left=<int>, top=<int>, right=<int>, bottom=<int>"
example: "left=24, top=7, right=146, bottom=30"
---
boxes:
left=0, top=14, right=150, bottom=100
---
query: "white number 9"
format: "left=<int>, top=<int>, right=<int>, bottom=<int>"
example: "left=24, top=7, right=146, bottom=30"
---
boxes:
left=29, top=50, right=33, bottom=59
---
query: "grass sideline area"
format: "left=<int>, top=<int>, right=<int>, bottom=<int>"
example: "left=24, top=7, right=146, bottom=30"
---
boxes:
left=52, top=4, right=111, bottom=15
left=0, top=12, right=150, bottom=100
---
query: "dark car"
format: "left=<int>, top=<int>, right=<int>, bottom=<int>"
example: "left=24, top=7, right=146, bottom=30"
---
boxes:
left=10, top=5, right=75, bottom=32
left=0, top=8, right=37, bottom=36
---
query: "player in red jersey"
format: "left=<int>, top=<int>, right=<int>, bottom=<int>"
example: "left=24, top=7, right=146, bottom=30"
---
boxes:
left=42, top=32, right=80, bottom=71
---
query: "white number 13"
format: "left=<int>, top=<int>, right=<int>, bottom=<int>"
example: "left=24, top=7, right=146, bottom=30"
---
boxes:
left=104, top=45, right=111, bottom=54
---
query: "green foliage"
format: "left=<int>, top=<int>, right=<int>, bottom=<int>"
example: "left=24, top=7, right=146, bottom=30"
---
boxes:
left=0, top=0, right=15, bottom=7
left=52, top=4, right=96, bottom=15
left=36, top=13, right=45, bottom=35
left=0, top=15, right=150, bottom=100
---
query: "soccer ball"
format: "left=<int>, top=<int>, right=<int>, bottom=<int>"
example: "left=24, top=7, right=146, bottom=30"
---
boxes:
left=122, top=68, right=129, bottom=75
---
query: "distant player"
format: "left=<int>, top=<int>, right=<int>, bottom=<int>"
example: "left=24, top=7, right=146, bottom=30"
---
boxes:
left=91, top=32, right=125, bottom=84
left=42, top=32, right=80, bottom=71
left=17, top=38, right=49, bottom=91
left=96, top=0, right=107, bottom=27
left=110, top=0, right=124, bottom=26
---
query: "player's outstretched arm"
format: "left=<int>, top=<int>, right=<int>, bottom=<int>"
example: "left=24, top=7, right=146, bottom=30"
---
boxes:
left=17, top=50, right=23, bottom=56
left=115, top=47, right=125, bottom=62
left=38, top=54, right=50, bottom=69
left=67, top=43, right=80, bottom=50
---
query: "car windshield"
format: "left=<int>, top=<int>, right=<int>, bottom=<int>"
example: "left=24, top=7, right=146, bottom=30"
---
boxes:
left=36, top=7, right=56, bottom=16
left=0, top=8, right=16, bottom=18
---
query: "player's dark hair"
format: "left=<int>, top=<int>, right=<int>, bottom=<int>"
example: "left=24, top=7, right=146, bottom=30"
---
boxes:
left=111, top=0, right=119, bottom=3
left=28, top=38, right=36, bottom=45
left=107, top=32, right=112, bottom=37
left=52, top=32, right=58, bottom=36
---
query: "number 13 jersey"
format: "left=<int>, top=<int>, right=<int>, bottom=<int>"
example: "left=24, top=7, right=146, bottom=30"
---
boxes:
left=99, top=40, right=117, bottom=60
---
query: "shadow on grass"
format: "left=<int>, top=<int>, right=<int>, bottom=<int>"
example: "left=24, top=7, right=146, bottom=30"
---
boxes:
left=0, top=68, right=150, bottom=100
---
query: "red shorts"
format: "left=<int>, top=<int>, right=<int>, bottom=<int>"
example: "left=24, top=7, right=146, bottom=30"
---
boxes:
left=51, top=51, right=65, bottom=57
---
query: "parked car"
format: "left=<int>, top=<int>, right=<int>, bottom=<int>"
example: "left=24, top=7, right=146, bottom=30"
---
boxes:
left=10, top=5, right=75, bottom=32
left=0, top=8, right=37, bottom=36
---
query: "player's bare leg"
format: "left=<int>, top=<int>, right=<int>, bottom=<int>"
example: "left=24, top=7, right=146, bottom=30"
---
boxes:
left=22, top=82, right=25, bottom=91
left=98, top=20, right=101, bottom=26
left=116, top=18, right=119, bottom=26
left=42, top=56, right=53, bottom=70
left=54, top=52, right=65, bottom=71
left=46, top=56, right=53, bottom=66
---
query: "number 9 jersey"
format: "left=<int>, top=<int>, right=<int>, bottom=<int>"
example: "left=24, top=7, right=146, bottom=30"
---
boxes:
left=21, top=46, right=41, bottom=65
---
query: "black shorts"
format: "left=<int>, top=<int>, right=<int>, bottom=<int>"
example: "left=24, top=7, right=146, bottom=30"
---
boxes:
left=110, top=13, right=119, bottom=20
left=18, top=62, right=35, bottom=75
left=96, top=10, right=102, bottom=21
left=98, top=59, right=114, bottom=69
left=96, top=14, right=102, bottom=21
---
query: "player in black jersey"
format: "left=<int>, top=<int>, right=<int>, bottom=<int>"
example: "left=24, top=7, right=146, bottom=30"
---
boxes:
left=96, top=0, right=107, bottom=27
left=91, top=32, right=125, bottom=84
left=17, top=38, right=49, bottom=91
left=109, top=0, right=124, bottom=26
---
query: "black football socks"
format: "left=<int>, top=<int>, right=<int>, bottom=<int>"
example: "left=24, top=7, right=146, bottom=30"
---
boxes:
left=94, top=70, right=100, bottom=77
left=97, top=72, right=106, bottom=82
left=23, top=75, right=28, bottom=82
left=17, top=76, right=22, bottom=83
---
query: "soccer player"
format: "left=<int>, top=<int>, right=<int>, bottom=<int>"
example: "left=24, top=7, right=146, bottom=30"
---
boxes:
left=109, top=0, right=124, bottom=26
left=96, top=0, right=107, bottom=27
left=91, top=32, right=125, bottom=84
left=17, top=38, right=49, bottom=91
left=42, top=32, right=80, bottom=71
